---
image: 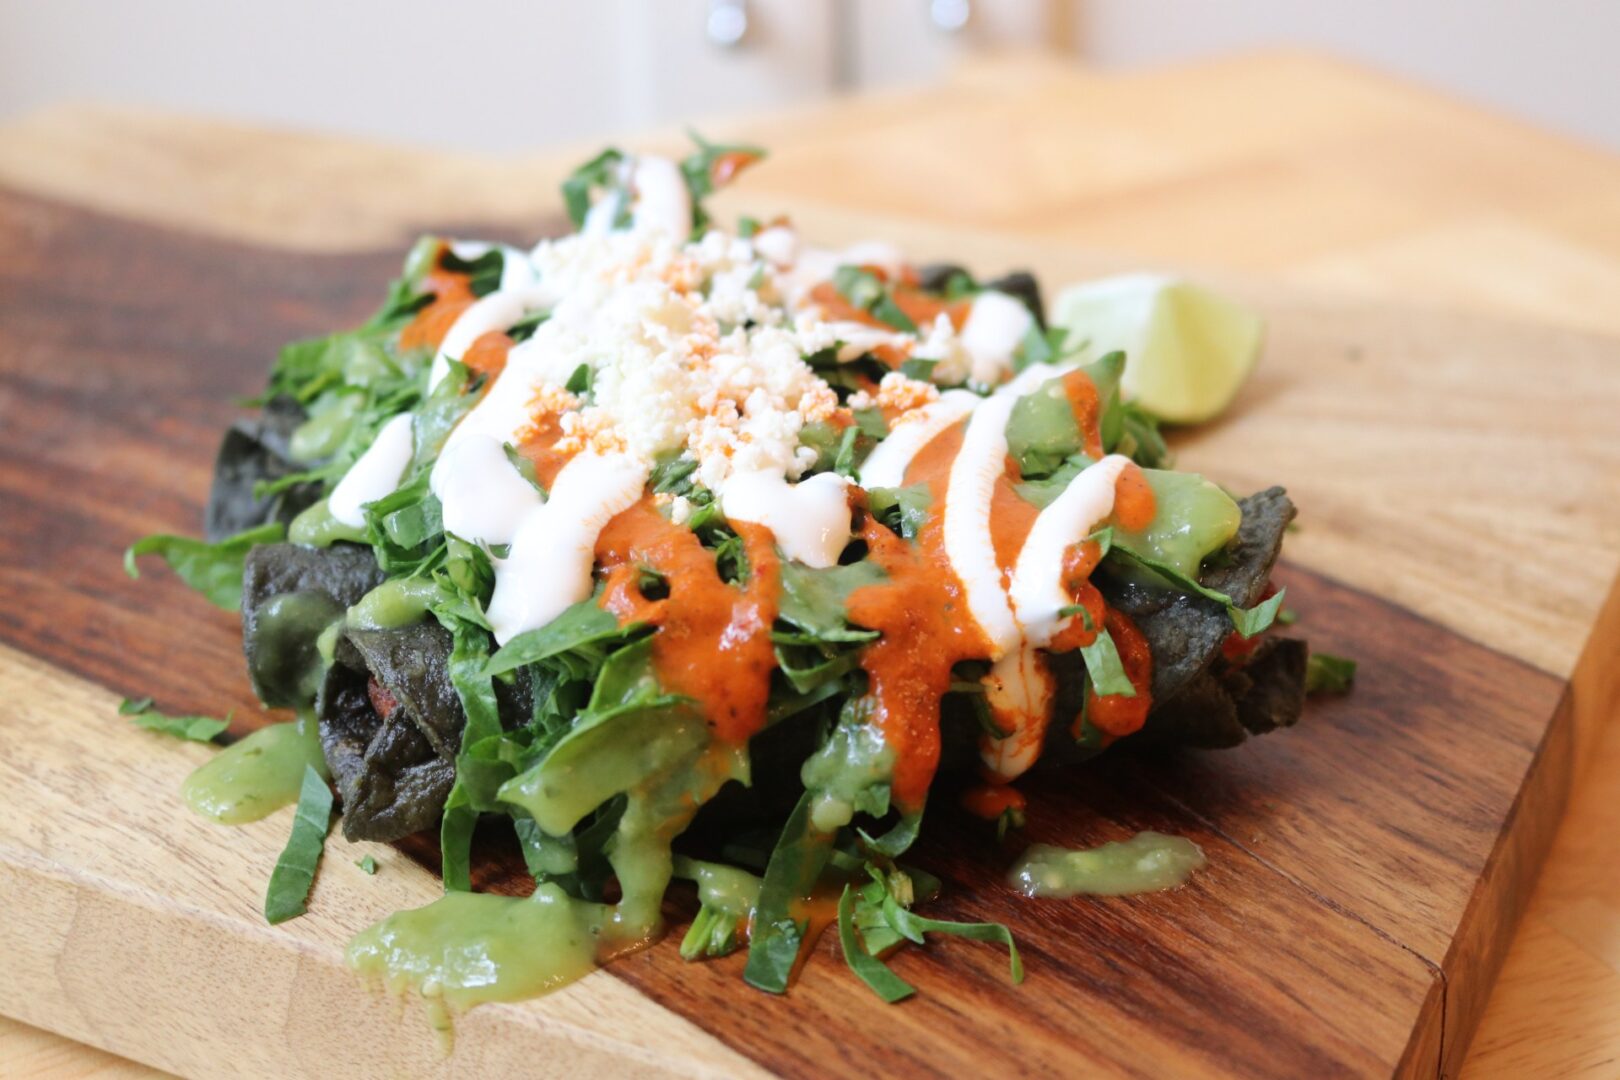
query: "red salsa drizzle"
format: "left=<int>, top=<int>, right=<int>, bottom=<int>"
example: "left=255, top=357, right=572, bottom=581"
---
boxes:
left=460, top=330, right=514, bottom=382
left=1112, top=461, right=1157, bottom=531
left=844, top=499, right=991, bottom=810
left=1060, top=368, right=1107, bottom=461
left=398, top=244, right=477, bottom=353
left=1220, top=582, right=1280, bottom=664
left=961, top=782, right=1028, bottom=821
left=837, top=364, right=1162, bottom=801
left=1083, top=608, right=1154, bottom=739
left=595, top=499, right=781, bottom=746
left=513, top=410, right=575, bottom=490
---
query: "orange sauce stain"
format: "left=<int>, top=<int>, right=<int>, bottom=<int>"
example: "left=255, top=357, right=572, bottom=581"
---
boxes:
left=1060, top=369, right=1106, bottom=459
left=989, top=455, right=1041, bottom=582
left=961, top=782, right=1027, bottom=821
left=1112, top=462, right=1157, bottom=531
left=513, top=412, right=575, bottom=489
left=891, top=287, right=970, bottom=331
left=785, top=886, right=846, bottom=983
left=366, top=677, right=401, bottom=721
left=807, top=280, right=969, bottom=336
left=1047, top=540, right=1108, bottom=655
left=398, top=246, right=476, bottom=353
left=840, top=423, right=993, bottom=809
left=710, top=150, right=763, bottom=188
left=595, top=499, right=780, bottom=746
left=1083, top=608, right=1154, bottom=739
left=460, top=330, right=513, bottom=381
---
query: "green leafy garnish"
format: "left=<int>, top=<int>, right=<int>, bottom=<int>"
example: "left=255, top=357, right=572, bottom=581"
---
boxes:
left=681, top=131, right=766, bottom=233
left=777, top=561, right=885, bottom=640
left=873, top=876, right=1022, bottom=985
left=564, top=362, right=592, bottom=396
left=263, top=765, right=333, bottom=924
left=1012, top=322, right=1075, bottom=372
left=502, top=442, right=546, bottom=496
left=681, top=903, right=744, bottom=961
left=837, top=883, right=915, bottom=1003
left=745, top=791, right=836, bottom=993
left=356, top=855, right=378, bottom=875
left=124, top=522, right=284, bottom=609
left=1108, top=543, right=1286, bottom=639
left=120, top=697, right=230, bottom=742
left=832, top=265, right=917, bottom=334
left=561, top=147, right=627, bottom=228
left=1229, top=589, right=1288, bottom=638
left=1306, top=653, right=1357, bottom=694
left=839, top=866, right=1023, bottom=1003
left=484, top=598, right=641, bottom=677
left=1080, top=628, right=1137, bottom=698
left=866, top=483, right=931, bottom=540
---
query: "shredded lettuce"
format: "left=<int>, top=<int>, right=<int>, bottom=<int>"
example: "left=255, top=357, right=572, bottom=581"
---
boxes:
left=263, top=765, right=333, bottom=924
left=120, top=697, right=231, bottom=742
left=124, top=522, right=285, bottom=609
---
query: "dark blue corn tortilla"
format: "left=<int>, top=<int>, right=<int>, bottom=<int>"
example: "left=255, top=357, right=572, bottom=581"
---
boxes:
left=207, top=395, right=321, bottom=541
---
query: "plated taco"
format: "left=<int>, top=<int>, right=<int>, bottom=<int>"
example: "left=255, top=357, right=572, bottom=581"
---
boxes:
left=129, top=135, right=1336, bottom=1018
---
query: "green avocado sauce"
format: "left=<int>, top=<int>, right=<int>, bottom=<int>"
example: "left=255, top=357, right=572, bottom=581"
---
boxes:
left=346, top=718, right=750, bottom=1034
left=1009, top=831, right=1207, bottom=898
left=181, top=713, right=327, bottom=825
left=348, top=577, right=439, bottom=630
left=345, top=884, right=609, bottom=1037
left=1112, top=470, right=1241, bottom=579
left=289, top=391, right=364, bottom=463
left=288, top=499, right=367, bottom=547
left=676, top=855, right=762, bottom=917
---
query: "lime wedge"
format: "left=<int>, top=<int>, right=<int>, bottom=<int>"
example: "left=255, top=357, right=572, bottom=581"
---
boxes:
left=1050, top=274, right=1263, bottom=424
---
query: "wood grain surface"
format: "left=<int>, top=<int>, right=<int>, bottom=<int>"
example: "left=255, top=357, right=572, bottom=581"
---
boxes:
left=1, top=49, right=1618, bottom=1078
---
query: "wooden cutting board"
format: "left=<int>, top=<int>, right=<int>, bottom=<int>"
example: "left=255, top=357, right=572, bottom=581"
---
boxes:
left=0, top=146, right=1617, bottom=1079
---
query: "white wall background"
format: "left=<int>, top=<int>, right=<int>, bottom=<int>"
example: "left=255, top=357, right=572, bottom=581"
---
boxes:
left=1, top=0, right=1616, bottom=153
left=1070, top=0, right=1620, bottom=151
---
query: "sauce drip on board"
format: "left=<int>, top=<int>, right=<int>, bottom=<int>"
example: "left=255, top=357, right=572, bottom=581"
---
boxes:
left=1009, top=832, right=1207, bottom=898
left=181, top=715, right=327, bottom=826
left=345, top=885, right=642, bottom=1044
left=962, top=782, right=1028, bottom=821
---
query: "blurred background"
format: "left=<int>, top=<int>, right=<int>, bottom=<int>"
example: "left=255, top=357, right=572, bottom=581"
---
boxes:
left=2, top=0, right=1616, bottom=153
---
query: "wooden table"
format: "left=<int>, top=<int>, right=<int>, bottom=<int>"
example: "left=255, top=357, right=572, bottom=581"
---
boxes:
left=1, top=49, right=1617, bottom=1077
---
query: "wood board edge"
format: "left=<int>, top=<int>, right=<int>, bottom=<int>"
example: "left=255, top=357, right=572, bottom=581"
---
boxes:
left=0, top=643, right=770, bottom=1080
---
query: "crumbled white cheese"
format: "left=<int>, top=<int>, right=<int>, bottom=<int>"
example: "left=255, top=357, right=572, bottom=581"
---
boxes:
left=848, top=370, right=940, bottom=415
left=423, top=169, right=1060, bottom=588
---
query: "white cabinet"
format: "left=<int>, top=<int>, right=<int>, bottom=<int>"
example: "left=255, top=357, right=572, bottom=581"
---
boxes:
left=0, top=0, right=1062, bottom=151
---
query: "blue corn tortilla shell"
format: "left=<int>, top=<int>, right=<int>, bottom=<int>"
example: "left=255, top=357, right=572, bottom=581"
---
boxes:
left=241, top=543, right=383, bottom=708
left=206, top=395, right=321, bottom=541
left=1095, top=486, right=1307, bottom=748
